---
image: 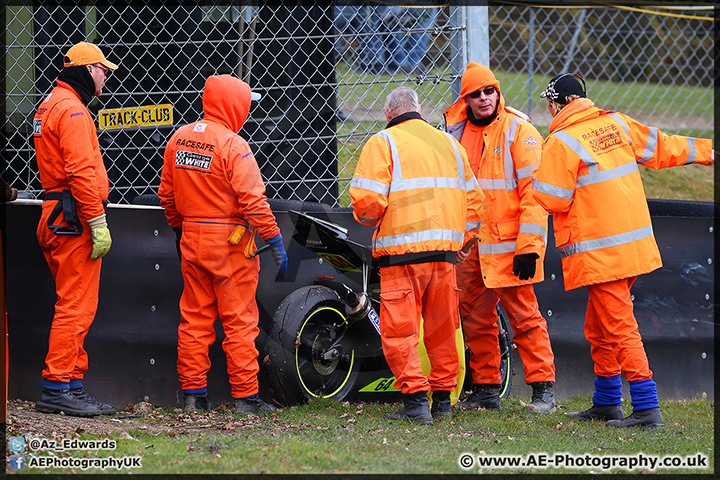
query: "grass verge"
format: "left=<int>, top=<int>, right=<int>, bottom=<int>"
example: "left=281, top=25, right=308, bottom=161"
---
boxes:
left=13, top=395, right=714, bottom=475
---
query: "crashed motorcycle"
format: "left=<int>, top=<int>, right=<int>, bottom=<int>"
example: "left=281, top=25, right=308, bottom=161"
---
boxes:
left=264, top=210, right=514, bottom=406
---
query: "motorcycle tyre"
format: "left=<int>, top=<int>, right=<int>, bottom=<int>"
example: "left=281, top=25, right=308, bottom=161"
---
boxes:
left=266, top=285, right=360, bottom=406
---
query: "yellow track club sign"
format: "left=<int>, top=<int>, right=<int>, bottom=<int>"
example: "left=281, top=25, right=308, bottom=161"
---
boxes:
left=98, top=104, right=173, bottom=130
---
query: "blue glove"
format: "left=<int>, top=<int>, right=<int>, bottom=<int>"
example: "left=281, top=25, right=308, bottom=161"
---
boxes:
left=266, top=233, right=288, bottom=281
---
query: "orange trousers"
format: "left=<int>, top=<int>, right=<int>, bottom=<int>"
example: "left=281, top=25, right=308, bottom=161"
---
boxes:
left=37, top=202, right=101, bottom=384
left=458, top=251, right=555, bottom=385
left=585, top=277, right=652, bottom=381
left=379, top=261, right=460, bottom=394
left=177, top=220, right=261, bottom=399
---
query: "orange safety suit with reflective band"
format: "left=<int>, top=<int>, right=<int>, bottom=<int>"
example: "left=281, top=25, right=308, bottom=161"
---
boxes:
left=350, top=113, right=484, bottom=394
left=33, top=80, right=109, bottom=384
left=445, top=93, right=554, bottom=385
left=158, top=75, right=280, bottom=399
left=533, top=97, right=713, bottom=381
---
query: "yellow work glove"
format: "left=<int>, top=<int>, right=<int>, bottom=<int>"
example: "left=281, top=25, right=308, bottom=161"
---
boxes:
left=228, top=224, right=257, bottom=258
left=88, top=214, right=112, bottom=260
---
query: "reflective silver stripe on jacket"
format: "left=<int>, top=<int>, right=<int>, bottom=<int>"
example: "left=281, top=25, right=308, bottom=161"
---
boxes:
left=552, top=130, right=598, bottom=173
left=560, top=225, right=654, bottom=259
left=349, top=176, right=390, bottom=196
left=685, top=137, right=697, bottom=164
left=519, top=222, right=547, bottom=243
left=516, top=163, right=539, bottom=180
left=502, top=116, right=521, bottom=191
left=476, top=223, right=546, bottom=254
left=608, top=113, right=697, bottom=165
left=376, top=130, right=469, bottom=192
left=576, top=160, right=639, bottom=188
left=374, top=229, right=464, bottom=250
left=638, top=127, right=658, bottom=164
left=479, top=178, right=517, bottom=190
left=478, top=242, right=516, bottom=255
left=466, top=220, right=482, bottom=231
left=607, top=113, right=631, bottom=144
left=532, top=177, right=574, bottom=199
left=371, top=128, right=467, bottom=250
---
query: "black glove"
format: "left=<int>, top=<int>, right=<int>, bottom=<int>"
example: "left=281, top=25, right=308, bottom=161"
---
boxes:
left=172, top=227, right=182, bottom=260
left=512, top=253, right=538, bottom=280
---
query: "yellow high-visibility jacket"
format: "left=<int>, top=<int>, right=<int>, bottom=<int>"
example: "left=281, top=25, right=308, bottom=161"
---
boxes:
left=350, top=112, right=484, bottom=260
left=444, top=95, right=548, bottom=287
left=533, top=98, right=713, bottom=291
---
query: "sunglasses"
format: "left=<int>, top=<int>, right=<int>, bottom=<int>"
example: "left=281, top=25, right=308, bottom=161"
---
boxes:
left=91, top=64, right=111, bottom=77
left=468, top=86, right=496, bottom=98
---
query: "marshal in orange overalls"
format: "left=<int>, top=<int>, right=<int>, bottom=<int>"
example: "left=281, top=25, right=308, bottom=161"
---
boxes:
left=159, top=75, right=281, bottom=400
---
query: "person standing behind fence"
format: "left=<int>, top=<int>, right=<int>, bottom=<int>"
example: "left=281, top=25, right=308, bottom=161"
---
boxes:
left=32, top=42, right=117, bottom=417
left=350, top=87, right=484, bottom=424
left=444, top=61, right=556, bottom=414
left=533, top=73, right=714, bottom=428
left=159, top=75, right=287, bottom=415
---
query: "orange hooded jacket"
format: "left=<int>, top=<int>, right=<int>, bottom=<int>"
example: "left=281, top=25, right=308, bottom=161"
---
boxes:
left=350, top=114, right=484, bottom=259
left=33, top=80, right=109, bottom=220
left=159, top=75, right=279, bottom=241
left=444, top=62, right=547, bottom=288
left=533, top=98, right=713, bottom=291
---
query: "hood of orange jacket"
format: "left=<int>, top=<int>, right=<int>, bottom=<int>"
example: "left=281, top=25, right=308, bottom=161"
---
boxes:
left=548, top=97, right=599, bottom=133
left=202, top=75, right=251, bottom=133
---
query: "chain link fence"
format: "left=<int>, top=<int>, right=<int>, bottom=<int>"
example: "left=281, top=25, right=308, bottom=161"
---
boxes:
left=3, top=2, right=714, bottom=207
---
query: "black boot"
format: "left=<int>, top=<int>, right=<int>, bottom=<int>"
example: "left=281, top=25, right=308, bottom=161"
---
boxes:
left=70, top=387, right=116, bottom=415
left=183, top=392, right=213, bottom=412
left=35, top=388, right=102, bottom=417
left=458, top=384, right=501, bottom=410
left=566, top=405, right=624, bottom=422
left=430, top=390, right=452, bottom=420
left=606, top=407, right=663, bottom=429
left=527, top=381, right=556, bottom=414
left=384, top=391, right=433, bottom=425
left=235, top=395, right=277, bottom=415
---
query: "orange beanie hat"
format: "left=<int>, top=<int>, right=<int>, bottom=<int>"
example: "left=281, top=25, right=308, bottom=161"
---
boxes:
left=460, top=62, right=500, bottom=98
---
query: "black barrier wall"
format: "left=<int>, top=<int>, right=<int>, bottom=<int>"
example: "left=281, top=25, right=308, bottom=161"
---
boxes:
left=4, top=200, right=714, bottom=408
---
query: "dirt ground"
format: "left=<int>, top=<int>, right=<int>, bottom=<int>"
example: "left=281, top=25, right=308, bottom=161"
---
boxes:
left=6, top=397, right=277, bottom=441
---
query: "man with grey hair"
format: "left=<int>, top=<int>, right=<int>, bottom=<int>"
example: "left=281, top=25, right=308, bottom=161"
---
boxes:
left=384, top=86, right=419, bottom=116
left=350, top=86, right=484, bottom=424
